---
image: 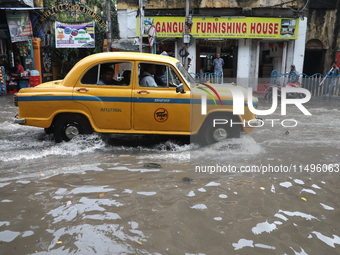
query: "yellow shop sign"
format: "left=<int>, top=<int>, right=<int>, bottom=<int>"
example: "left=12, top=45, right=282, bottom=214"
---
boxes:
left=139, top=17, right=299, bottom=40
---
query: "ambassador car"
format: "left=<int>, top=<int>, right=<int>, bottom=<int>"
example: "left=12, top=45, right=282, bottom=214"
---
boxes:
left=14, top=52, right=260, bottom=144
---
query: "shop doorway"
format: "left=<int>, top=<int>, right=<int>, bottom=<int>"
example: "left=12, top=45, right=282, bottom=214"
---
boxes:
left=303, top=39, right=325, bottom=76
left=197, top=43, right=216, bottom=74
left=258, top=42, right=284, bottom=78
left=156, top=40, right=176, bottom=57
left=257, top=42, right=284, bottom=92
left=303, top=50, right=325, bottom=76
left=221, top=40, right=238, bottom=79
left=197, top=40, right=238, bottom=79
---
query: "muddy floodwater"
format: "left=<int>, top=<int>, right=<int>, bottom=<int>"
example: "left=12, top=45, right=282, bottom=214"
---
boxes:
left=0, top=94, right=340, bottom=255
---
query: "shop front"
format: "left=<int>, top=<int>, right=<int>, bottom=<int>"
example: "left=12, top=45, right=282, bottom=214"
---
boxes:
left=197, top=39, right=238, bottom=80
left=139, top=16, right=306, bottom=90
left=0, top=8, right=41, bottom=94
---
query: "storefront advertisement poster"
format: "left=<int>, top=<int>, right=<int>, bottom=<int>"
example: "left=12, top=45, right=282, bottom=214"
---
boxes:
left=55, top=21, right=95, bottom=48
left=41, top=50, right=53, bottom=83
left=6, top=11, right=33, bottom=43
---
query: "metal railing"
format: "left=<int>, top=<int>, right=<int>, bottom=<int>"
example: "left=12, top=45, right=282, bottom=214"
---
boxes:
left=0, top=66, right=6, bottom=95
left=270, top=70, right=340, bottom=98
left=189, top=72, right=223, bottom=84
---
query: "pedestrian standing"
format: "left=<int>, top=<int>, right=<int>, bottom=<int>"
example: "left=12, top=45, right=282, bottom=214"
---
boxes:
left=288, top=64, right=299, bottom=84
left=329, top=62, right=339, bottom=95
left=329, top=62, right=339, bottom=77
left=213, top=53, right=224, bottom=84
left=187, top=58, right=192, bottom=71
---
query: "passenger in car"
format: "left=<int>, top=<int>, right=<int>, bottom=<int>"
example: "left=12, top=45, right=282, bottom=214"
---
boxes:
left=139, top=64, right=158, bottom=87
left=119, top=70, right=131, bottom=85
left=98, top=67, right=120, bottom=85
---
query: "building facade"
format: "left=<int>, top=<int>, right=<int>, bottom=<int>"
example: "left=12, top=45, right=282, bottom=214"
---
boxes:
left=304, top=0, right=340, bottom=75
left=117, top=0, right=309, bottom=89
left=0, top=0, right=40, bottom=71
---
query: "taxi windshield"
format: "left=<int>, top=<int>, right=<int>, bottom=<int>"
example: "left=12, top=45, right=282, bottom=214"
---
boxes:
left=176, top=62, right=197, bottom=88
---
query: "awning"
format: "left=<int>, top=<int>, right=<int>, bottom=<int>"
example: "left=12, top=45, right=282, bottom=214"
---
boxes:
left=0, top=7, right=44, bottom=10
left=111, top=38, right=148, bottom=51
left=0, top=7, right=45, bottom=11
left=0, top=0, right=35, bottom=8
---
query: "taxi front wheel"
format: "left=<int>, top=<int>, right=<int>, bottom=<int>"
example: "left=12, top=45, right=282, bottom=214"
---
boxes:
left=199, top=118, right=240, bottom=145
left=53, top=114, right=93, bottom=143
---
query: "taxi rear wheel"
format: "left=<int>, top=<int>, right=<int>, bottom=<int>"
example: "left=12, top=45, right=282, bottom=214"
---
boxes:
left=199, top=117, right=240, bottom=145
left=53, top=114, right=93, bottom=143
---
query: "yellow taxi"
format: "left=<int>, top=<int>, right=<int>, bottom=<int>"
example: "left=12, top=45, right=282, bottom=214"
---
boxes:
left=14, top=52, right=260, bottom=144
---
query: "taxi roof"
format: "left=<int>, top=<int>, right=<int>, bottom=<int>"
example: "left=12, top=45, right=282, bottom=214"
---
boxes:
left=62, top=52, right=181, bottom=87
left=78, top=52, right=180, bottom=66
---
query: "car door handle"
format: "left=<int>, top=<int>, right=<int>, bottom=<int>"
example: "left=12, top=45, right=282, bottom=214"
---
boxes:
left=76, top=88, right=89, bottom=92
left=137, top=91, right=150, bottom=94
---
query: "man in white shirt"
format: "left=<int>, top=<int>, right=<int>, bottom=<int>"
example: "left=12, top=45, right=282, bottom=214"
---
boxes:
left=140, top=64, right=158, bottom=87
left=213, top=53, right=224, bottom=84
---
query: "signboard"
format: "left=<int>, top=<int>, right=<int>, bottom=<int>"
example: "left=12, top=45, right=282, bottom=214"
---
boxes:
left=41, top=49, right=53, bottom=83
left=55, top=21, right=95, bottom=48
left=34, top=4, right=106, bottom=36
left=6, top=11, right=33, bottom=43
left=148, top=25, right=156, bottom=48
left=138, top=16, right=299, bottom=40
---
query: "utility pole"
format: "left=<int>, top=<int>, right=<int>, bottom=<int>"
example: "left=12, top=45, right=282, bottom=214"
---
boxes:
left=183, top=0, right=191, bottom=69
left=106, top=0, right=112, bottom=52
left=139, top=0, right=145, bottom=52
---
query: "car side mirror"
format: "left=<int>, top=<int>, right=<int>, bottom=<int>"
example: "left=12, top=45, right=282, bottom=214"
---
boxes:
left=176, top=84, right=186, bottom=93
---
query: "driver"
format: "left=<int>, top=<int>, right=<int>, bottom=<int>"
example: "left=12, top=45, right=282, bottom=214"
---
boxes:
left=154, top=65, right=167, bottom=86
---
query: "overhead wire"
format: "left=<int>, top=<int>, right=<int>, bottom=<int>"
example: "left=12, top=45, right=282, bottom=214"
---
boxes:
left=265, top=0, right=311, bottom=13
left=288, top=0, right=311, bottom=12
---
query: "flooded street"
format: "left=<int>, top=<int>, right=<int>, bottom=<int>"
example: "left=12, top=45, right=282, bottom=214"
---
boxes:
left=0, top=93, right=340, bottom=255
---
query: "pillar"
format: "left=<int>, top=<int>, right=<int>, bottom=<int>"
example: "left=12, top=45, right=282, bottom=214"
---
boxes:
left=32, top=37, right=42, bottom=81
left=237, top=38, right=252, bottom=87
left=293, top=18, right=308, bottom=75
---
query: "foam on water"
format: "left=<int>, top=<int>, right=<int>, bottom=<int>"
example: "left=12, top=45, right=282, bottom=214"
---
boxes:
left=190, top=135, right=262, bottom=162
left=0, top=134, right=107, bottom=162
left=3, top=118, right=246, bottom=164
left=1, top=118, right=197, bottom=163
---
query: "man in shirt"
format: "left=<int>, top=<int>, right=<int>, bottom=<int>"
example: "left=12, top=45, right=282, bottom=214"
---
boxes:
left=329, top=62, right=339, bottom=95
left=140, top=64, right=158, bottom=87
left=98, top=67, right=120, bottom=85
left=16, top=61, right=25, bottom=73
left=154, top=65, right=166, bottom=86
left=213, top=53, right=224, bottom=84
left=288, top=64, right=299, bottom=84
left=10, top=60, right=25, bottom=77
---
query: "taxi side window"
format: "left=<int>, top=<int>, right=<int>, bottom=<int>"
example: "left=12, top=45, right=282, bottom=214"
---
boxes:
left=139, top=63, right=181, bottom=88
left=168, top=67, right=181, bottom=86
left=81, top=62, right=132, bottom=86
left=81, top=65, right=98, bottom=84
